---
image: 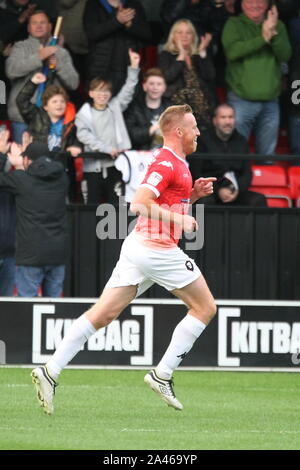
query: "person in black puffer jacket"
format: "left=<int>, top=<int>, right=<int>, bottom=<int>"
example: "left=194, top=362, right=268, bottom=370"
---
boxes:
left=0, top=139, right=69, bottom=297
left=0, top=139, right=16, bottom=296
left=83, top=0, right=151, bottom=94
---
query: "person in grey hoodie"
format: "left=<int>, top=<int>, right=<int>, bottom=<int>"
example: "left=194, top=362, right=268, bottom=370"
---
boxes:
left=5, top=9, right=79, bottom=143
left=75, top=48, right=140, bottom=204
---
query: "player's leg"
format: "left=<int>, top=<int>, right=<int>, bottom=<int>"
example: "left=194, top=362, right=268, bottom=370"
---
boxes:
left=32, top=285, right=137, bottom=414
left=155, top=275, right=216, bottom=378
left=145, top=275, right=216, bottom=410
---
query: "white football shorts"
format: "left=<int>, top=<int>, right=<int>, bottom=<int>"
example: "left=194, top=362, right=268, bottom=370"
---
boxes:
left=105, top=231, right=202, bottom=297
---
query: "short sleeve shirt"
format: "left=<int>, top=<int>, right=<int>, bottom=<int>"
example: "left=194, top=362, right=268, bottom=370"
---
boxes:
left=134, top=146, right=193, bottom=249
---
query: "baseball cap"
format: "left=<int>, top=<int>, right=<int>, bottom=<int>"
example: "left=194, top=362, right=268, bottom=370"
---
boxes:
left=22, top=142, right=50, bottom=161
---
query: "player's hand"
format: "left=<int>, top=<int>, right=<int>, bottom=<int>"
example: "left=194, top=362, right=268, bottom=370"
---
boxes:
left=181, top=214, right=198, bottom=233
left=193, top=177, right=216, bottom=198
left=31, top=72, right=47, bottom=84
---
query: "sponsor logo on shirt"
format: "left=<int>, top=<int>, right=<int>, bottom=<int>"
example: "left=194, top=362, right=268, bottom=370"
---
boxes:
left=147, top=172, right=163, bottom=186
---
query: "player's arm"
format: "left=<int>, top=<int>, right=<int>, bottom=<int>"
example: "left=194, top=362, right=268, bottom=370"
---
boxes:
left=130, top=186, right=197, bottom=232
left=190, top=177, right=216, bottom=204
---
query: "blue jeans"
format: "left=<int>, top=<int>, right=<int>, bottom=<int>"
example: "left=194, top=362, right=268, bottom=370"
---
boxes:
left=227, top=91, right=280, bottom=155
left=11, top=121, right=28, bottom=144
left=16, top=265, right=65, bottom=297
left=0, top=257, right=15, bottom=296
left=289, top=115, right=300, bottom=159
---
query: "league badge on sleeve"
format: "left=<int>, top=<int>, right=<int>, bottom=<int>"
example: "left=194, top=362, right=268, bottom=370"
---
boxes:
left=147, top=172, right=163, bottom=187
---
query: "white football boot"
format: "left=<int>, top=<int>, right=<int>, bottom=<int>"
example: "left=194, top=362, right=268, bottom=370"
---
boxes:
left=31, top=366, right=57, bottom=415
left=144, top=369, right=183, bottom=410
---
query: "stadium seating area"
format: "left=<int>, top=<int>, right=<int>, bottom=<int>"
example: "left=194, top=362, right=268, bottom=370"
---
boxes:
left=2, top=117, right=299, bottom=209
left=250, top=164, right=300, bottom=208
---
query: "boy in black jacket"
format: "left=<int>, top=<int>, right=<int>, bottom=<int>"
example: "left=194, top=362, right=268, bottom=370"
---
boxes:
left=125, top=68, right=170, bottom=150
left=16, top=72, right=82, bottom=201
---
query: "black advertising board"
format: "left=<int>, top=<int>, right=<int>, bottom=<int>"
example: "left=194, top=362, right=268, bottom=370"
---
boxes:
left=0, top=299, right=299, bottom=369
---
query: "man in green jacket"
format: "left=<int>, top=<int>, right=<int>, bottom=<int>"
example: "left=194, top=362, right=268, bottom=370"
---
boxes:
left=222, top=0, right=292, bottom=156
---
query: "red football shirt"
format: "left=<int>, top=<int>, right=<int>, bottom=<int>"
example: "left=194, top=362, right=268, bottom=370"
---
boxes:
left=134, top=146, right=193, bottom=249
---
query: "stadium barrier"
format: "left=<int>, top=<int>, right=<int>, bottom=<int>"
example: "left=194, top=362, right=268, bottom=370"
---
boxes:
left=0, top=298, right=300, bottom=370
left=64, top=204, right=300, bottom=300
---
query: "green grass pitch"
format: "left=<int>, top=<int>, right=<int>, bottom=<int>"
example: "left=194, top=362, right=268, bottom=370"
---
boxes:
left=0, top=367, right=299, bottom=450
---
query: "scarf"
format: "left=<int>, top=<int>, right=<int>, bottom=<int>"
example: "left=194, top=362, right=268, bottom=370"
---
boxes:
left=98, top=0, right=126, bottom=14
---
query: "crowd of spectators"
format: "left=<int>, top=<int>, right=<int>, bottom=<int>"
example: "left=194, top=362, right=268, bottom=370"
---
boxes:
left=0, top=0, right=299, bottom=296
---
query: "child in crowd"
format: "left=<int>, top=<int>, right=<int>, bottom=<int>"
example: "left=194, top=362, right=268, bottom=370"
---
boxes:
left=75, top=48, right=140, bottom=204
left=16, top=75, right=82, bottom=201
left=125, top=67, right=170, bottom=151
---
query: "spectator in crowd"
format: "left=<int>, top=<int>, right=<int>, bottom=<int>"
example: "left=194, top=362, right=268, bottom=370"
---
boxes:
left=16, top=72, right=82, bottom=201
left=288, top=17, right=300, bottom=158
left=75, top=48, right=140, bottom=204
left=275, top=0, right=300, bottom=24
left=160, top=0, right=221, bottom=39
left=212, top=0, right=237, bottom=87
left=0, top=127, right=16, bottom=296
left=57, top=0, right=89, bottom=101
left=125, top=67, right=170, bottom=150
left=0, top=0, right=37, bottom=119
left=195, top=103, right=267, bottom=206
left=83, top=0, right=151, bottom=94
left=0, top=138, right=69, bottom=297
left=158, top=19, right=217, bottom=132
left=0, top=0, right=37, bottom=45
left=222, top=1, right=292, bottom=155
left=5, top=10, right=79, bottom=143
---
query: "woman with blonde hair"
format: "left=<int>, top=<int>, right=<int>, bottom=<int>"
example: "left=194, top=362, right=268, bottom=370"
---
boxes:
left=158, top=18, right=217, bottom=131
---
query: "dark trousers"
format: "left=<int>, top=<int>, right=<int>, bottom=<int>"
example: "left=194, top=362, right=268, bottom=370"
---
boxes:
left=84, top=168, right=124, bottom=205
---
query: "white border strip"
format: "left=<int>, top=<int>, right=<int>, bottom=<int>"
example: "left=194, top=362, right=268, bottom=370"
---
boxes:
left=1, top=297, right=300, bottom=307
